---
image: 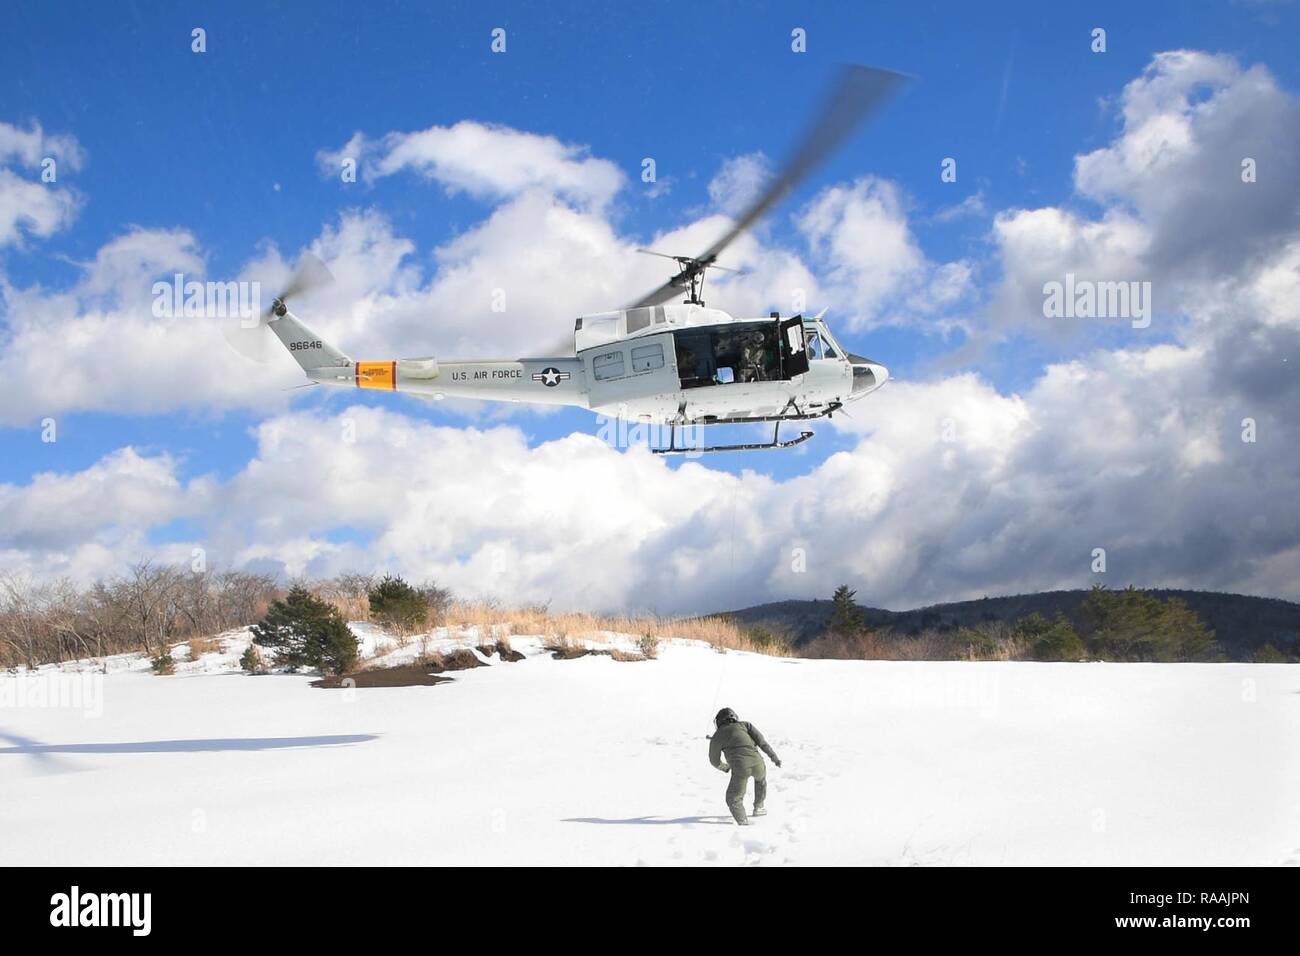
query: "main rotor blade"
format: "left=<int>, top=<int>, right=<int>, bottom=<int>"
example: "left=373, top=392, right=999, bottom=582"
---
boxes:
left=699, top=65, right=908, bottom=262
left=628, top=64, right=908, bottom=309
left=636, top=248, right=681, bottom=261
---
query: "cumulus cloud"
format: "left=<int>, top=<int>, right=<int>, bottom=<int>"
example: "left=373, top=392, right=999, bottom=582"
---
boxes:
left=800, top=177, right=973, bottom=328
left=994, top=51, right=1300, bottom=328
left=0, top=226, right=307, bottom=426
left=0, top=121, right=83, bottom=247
left=0, top=447, right=200, bottom=582
left=3, top=334, right=1296, bottom=611
left=707, top=152, right=771, bottom=215
left=319, top=121, right=626, bottom=209
left=1073, top=51, right=1300, bottom=278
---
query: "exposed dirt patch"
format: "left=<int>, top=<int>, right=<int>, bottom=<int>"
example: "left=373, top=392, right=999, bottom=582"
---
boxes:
left=480, top=644, right=525, bottom=663
left=548, top=646, right=646, bottom=662
left=312, top=665, right=453, bottom=688
left=426, top=648, right=485, bottom=672
left=312, top=647, right=489, bottom=688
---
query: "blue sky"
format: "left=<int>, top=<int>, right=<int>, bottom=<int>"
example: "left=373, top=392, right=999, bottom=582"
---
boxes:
left=2, top=1, right=1298, bottom=610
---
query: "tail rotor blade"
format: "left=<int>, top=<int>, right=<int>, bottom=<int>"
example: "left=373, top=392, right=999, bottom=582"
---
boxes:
left=277, top=251, right=335, bottom=305
left=222, top=315, right=275, bottom=364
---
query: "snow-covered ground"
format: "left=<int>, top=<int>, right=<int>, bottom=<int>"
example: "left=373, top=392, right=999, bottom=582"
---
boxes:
left=2, top=626, right=1297, bottom=866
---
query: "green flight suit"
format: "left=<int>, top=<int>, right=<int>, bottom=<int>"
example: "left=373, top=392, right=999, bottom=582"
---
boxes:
left=709, top=719, right=781, bottom=824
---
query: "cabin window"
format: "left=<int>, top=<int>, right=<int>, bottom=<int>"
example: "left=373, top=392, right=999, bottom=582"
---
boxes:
left=593, top=350, right=626, bottom=381
left=631, top=343, right=665, bottom=372
left=675, top=331, right=714, bottom=388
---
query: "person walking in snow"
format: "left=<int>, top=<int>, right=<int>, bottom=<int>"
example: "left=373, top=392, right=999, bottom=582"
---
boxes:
left=709, top=707, right=781, bottom=825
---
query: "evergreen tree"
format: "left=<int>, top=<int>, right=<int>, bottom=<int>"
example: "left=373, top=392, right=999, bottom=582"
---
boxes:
left=251, top=586, right=358, bottom=675
left=1080, top=585, right=1218, bottom=661
left=1017, top=612, right=1085, bottom=661
left=1252, top=643, right=1287, bottom=664
left=367, top=574, right=429, bottom=633
left=828, top=585, right=866, bottom=636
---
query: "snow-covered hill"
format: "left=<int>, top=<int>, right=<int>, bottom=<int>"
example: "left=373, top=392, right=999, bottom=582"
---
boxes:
left=2, top=626, right=1297, bottom=866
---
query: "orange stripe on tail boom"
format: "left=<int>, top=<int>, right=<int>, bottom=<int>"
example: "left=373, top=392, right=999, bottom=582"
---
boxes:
left=355, top=361, right=397, bottom=390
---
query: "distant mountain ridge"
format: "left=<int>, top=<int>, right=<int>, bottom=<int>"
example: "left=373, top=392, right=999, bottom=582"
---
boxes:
left=724, top=589, right=1300, bottom=660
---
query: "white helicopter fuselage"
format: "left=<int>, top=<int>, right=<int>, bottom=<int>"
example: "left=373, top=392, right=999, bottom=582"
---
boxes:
left=284, top=303, right=887, bottom=427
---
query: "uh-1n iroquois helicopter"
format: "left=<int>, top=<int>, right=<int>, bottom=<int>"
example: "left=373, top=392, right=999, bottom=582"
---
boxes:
left=247, top=65, right=905, bottom=455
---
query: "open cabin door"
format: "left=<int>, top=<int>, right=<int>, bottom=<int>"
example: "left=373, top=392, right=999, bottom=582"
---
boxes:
left=779, top=315, right=810, bottom=379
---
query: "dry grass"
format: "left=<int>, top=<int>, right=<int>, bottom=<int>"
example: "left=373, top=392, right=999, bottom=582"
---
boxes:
left=187, top=635, right=222, bottom=660
left=320, top=594, right=370, bottom=622
left=439, top=601, right=791, bottom=657
left=804, top=624, right=1034, bottom=662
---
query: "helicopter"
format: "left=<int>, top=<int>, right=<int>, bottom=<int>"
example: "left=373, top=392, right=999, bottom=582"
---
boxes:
left=249, top=65, right=905, bottom=455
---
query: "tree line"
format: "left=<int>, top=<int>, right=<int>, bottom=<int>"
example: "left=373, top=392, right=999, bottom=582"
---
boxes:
left=810, top=583, right=1259, bottom=663
left=0, top=564, right=450, bottom=671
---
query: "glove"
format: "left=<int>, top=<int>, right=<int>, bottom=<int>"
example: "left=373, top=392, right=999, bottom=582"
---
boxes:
left=718, top=763, right=730, bottom=773
left=774, top=758, right=782, bottom=768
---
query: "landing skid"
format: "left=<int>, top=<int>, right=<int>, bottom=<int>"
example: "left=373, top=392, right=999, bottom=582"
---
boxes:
left=653, top=421, right=815, bottom=456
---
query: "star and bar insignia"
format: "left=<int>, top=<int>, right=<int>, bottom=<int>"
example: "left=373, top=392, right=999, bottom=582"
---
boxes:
left=532, top=367, right=571, bottom=387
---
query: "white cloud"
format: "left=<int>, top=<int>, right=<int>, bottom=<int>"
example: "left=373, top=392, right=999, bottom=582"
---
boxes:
left=799, top=177, right=973, bottom=329
left=991, top=206, right=1151, bottom=324
left=707, top=152, right=770, bottom=215
left=0, top=121, right=84, bottom=171
left=319, top=121, right=625, bottom=209
left=994, top=51, right=1300, bottom=328
left=3, top=321, right=1296, bottom=611
left=0, top=121, right=83, bottom=247
left=0, top=226, right=305, bottom=426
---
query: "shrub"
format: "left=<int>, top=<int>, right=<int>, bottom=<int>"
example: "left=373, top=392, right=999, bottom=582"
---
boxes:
left=240, top=643, right=268, bottom=674
left=419, top=581, right=453, bottom=626
left=251, top=586, right=359, bottom=675
left=367, top=575, right=429, bottom=634
left=742, top=624, right=793, bottom=654
left=1252, top=643, right=1287, bottom=664
left=638, top=632, right=660, bottom=659
left=1021, top=613, right=1085, bottom=661
left=954, top=626, right=999, bottom=660
left=150, top=652, right=175, bottom=675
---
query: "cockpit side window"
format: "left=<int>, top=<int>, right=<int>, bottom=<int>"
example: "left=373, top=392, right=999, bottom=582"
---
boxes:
left=805, top=327, right=826, bottom=360
left=818, top=322, right=842, bottom=358
left=805, top=324, right=839, bottom=359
